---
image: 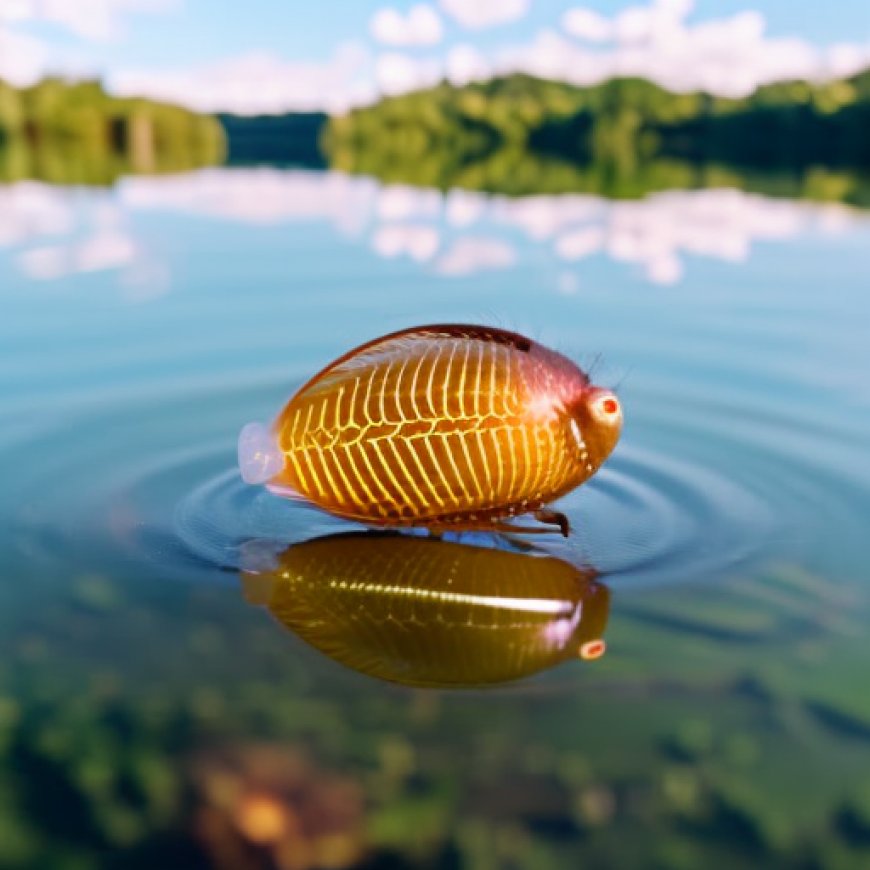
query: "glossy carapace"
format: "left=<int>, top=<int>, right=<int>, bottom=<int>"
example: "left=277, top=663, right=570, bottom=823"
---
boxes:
left=241, top=532, right=610, bottom=688
left=239, top=325, right=622, bottom=534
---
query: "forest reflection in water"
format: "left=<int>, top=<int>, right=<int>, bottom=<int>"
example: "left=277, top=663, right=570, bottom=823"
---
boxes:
left=4, top=131, right=869, bottom=208
left=0, top=135, right=224, bottom=187
left=328, top=147, right=870, bottom=208
left=0, top=77, right=226, bottom=186
left=240, top=532, right=610, bottom=688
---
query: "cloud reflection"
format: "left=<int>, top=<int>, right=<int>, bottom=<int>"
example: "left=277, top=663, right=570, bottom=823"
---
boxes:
left=0, top=183, right=73, bottom=247
left=120, top=168, right=379, bottom=236
left=18, top=228, right=138, bottom=281
left=0, top=187, right=169, bottom=300
left=372, top=223, right=440, bottom=261
left=436, top=235, right=516, bottom=276
left=2, top=170, right=865, bottom=293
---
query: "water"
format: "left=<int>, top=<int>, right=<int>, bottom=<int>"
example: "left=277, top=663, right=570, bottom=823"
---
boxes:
left=2, top=169, right=870, bottom=868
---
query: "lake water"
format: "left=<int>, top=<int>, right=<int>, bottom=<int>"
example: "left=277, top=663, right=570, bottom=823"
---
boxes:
left=2, top=168, right=870, bottom=868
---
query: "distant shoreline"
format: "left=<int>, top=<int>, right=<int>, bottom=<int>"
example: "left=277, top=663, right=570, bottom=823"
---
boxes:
left=2, top=71, right=869, bottom=207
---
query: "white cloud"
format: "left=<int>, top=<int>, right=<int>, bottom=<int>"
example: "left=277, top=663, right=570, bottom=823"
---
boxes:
left=498, top=10, right=870, bottom=100
left=657, top=0, right=693, bottom=17
left=0, top=0, right=30, bottom=20
left=436, top=236, right=516, bottom=275
left=371, top=4, right=442, bottom=47
left=613, top=5, right=653, bottom=44
left=439, top=0, right=529, bottom=30
left=828, top=42, right=870, bottom=78
left=4, top=0, right=870, bottom=115
left=0, top=0, right=176, bottom=88
left=446, top=44, right=490, bottom=85
left=563, top=0, right=694, bottom=45
left=555, top=226, right=605, bottom=261
left=119, top=169, right=380, bottom=237
left=375, top=51, right=441, bottom=95
left=76, top=229, right=138, bottom=272
left=0, top=183, right=73, bottom=247
left=7, top=197, right=160, bottom=297
left=647, top=253, right=682, bottom=284
left=553, top=1, right=870, bottom=97
left=494, top=195, right=604, bottom=240
left=376, top=184, right=442, bottom=220
left=6, top=173, right=864, bottom=294
left=93, top=0, right=870, bottom=112
left=0, top=0, right=176, bottom=41
left=15, top=224, right=170, bottom=301
left=372, top=223, right=440, bottom=261
left=562, top=8, right=613, bottom=43
left=110, top=43, right=374, bottom=115
left=18, top=229, right=138, bottom=279
left=445, top=189, right=484, bottom=227
left=0, top=24, right=49, bottom=85
left=434, top=4, right=870, bottom=104
left=480, top=186, right=856, bottom=284
left=17, top=246, right=69, bottom=281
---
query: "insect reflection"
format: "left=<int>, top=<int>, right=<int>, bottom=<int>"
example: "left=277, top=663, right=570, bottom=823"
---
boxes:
left=240, top=532, right=610, bottom=689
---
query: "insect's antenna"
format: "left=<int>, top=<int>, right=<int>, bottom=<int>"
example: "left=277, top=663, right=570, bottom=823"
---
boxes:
left=611, top=364, right=634, bottom=393
left=586, top=352, right=603, bottom=379
left=474, top=309, right=509, bottom=331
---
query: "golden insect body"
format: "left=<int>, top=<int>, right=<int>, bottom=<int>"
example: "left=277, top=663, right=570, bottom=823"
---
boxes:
left=239, top=325, right=622, bottom=533
left=241, top=533, right=610, bottom=688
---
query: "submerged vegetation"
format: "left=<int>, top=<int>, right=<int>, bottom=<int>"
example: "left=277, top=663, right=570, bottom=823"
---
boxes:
left=0, top=77, right=225, bottom=184
left=1, top=559, right=869, bottom=868
left=324, top=69, right=870, bottom=205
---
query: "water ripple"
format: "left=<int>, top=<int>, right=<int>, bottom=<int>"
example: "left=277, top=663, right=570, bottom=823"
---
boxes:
left=163, top=437, right=774, bottom=590
left=1, top=367, right=859, bottom=593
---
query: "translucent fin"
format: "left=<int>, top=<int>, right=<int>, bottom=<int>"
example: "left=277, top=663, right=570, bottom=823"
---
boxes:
left=238, top=539, right=281, bottom=576
left=265, top=482, right=308, bottom=501
left=238, top=421, right=285, bottom=485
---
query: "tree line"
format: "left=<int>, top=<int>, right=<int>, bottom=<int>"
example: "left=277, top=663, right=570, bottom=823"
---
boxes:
left=323, top=69, right=870, bottom=203
left=0, top=77, right=225, bottom=184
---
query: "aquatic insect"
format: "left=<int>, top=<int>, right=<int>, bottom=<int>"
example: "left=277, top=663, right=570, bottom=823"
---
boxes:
left=241, top=532, right=610, bottom=688
left=239, top=324, right=622, bottom=534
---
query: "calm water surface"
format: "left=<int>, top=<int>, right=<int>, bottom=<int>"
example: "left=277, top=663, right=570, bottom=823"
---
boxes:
left=2, top=169, right=870, bottom=867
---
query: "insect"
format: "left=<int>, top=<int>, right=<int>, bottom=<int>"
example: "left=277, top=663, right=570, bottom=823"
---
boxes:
left=239, top=324, right=622, bottom=535
left=241, top=532, right=610, bottom=688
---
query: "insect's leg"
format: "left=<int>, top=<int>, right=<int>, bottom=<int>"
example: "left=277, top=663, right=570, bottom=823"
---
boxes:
left=533, top=508, right=571, bottom=537
left=492, top=534, right=541, bottom=553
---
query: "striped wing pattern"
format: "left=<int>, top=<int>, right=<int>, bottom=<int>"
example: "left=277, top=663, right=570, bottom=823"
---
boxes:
left=274, top=330, right=574, bottom=524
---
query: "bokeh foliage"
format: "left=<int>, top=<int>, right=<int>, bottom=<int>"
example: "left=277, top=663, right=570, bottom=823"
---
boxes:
left=324, top=70, right=870, bottom=205
left=0, top=77, right=225, bottom=184
left=2, top=560, right=870, bottom=869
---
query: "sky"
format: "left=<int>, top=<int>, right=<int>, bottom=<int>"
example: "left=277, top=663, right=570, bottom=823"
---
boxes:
left=1, top=0, right=869, bottom=114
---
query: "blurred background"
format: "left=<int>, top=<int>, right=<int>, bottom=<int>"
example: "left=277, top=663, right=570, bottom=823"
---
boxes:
left=2, top=2, right=870, bottom=868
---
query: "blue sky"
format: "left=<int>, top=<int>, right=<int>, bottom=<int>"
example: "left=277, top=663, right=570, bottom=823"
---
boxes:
left=1, top=0, right=869, bottom=113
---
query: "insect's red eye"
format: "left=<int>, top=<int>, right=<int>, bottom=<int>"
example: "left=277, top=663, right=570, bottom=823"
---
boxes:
left=602, top=398, right=618, bottom=415
left=580, top=639, right=606, bottom=660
